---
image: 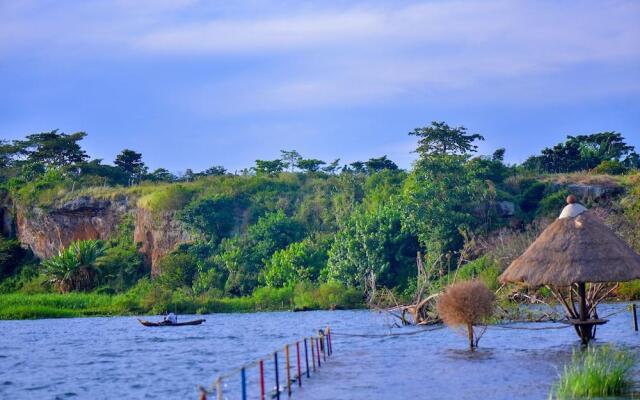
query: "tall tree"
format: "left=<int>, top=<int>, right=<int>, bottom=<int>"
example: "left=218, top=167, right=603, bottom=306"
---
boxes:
left=203, top=165, right=227, bottom=176
left=114, top=149, right=147, bottom=184
left=280, top=150, right=302, bottom=172
left=254, top=159, right=286, bottom=176
left=365, top=156, right=398, bottom=172
left=297, top=158, right=326, bottom=172
left=409, top=121, right=484, bottom=157
left=322, top=158, right=341, bottom=174
left=16, top=130, right=88, bottom=167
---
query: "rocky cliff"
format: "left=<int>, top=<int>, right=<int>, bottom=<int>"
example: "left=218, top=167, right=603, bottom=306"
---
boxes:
left=4, top=196, right=191, bottom=275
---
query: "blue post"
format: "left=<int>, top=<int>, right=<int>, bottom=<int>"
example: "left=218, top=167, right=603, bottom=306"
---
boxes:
left=304, top=338, right=310, bottom=378
left=241, top=367, right=247, bottom=400
left=274, top=352, right=280, bottom=400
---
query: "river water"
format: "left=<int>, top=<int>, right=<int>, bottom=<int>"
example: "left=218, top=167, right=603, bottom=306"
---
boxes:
left=1, top=303, right=639, bottom=399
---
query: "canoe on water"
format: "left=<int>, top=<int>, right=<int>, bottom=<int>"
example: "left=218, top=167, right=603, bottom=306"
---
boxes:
left=137, top=318, right=206, bottom=327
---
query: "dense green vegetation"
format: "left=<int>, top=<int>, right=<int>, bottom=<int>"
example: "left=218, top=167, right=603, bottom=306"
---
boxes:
left=553, top=345, right=636, bottom=399
left=1, top=124, right=639, bottom=319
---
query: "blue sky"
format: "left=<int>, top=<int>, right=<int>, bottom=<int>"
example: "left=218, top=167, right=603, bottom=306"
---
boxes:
left=1, top=0, right=639, bottom=173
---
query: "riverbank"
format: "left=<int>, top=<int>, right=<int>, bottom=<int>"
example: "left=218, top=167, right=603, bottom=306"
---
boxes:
left=0, top=283, right=364, bottom=319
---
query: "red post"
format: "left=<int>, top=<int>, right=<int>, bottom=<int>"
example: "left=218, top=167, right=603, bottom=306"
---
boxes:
left=296, top=341, right=302, bottom=387
left=259, top=359, right=265, bottom=400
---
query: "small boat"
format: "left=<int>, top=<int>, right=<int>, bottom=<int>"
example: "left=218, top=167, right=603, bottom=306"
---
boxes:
left=137, top=318, right=206, bottom=327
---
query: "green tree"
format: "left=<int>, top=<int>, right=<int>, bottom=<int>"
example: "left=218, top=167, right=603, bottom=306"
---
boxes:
left=297, top=159, right=326, bottom=173
left=179, top=195, right=236, bottom=244
left=365, top=156, right=398, bottom=172
left=147, top=168, right=176, bottom=182
left=203, top=165, right=227, bottom=176
left=322, top=159, right=341, bottom=174
left=254, top=159, right=286, bottom=176
left=280, top=150, right=302, bottom=172
left=218, top=211, right=305, bottom=295
left=409, top=121, right=484, bottom=157
left=15, top=130, right=88, bottom=168
left=156, top=252, right=199, bottom=290
left=114, top=149, right=147, bottom=184
left=327, top=202, right=418, bottom=288
left=403, top=155, right=484, bottom=258
left=262, top=238, right=329, bottom=287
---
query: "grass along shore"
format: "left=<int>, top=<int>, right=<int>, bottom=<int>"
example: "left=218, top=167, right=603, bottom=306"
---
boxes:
left=0, top=282, right=364, bottom=320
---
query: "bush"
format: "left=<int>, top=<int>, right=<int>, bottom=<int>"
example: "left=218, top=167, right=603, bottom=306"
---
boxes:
left=252, top=286, right=294, bottom=310
left=537, top=188, right=571, bottom=218
left=0, top=237, right=28, bottom=279
left=553, top=345, right=635, bottom=399
left=437, top=280, right=495, bottom=349
left=453, top=256, right=501, bottom=291
left=156, top=252, right=199, bottom=290
left=617, top=280, right=640, bottom=300
left=137, top=184, right=195, bottom=212
left=593, top=160, right=627, bottom=175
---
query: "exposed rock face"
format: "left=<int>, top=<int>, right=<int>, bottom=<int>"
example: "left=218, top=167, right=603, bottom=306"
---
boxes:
left=10, top=195, right=191, bottom=275
left=134, top=208, right=193, bottom=276
left=15, top=196, right=128, bottom=260
left=564, top=183, right=622, bottom=201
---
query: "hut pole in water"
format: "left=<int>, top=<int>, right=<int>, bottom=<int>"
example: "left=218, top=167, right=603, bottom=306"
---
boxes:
left=577, top=282, right=593, bottom=344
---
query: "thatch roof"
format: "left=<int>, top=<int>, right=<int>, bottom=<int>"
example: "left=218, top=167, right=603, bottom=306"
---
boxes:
left=500, top=211, right=640, bottom=287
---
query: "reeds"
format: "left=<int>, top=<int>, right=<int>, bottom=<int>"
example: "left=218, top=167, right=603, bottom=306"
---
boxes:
left=553, top=345, right=636, bottom=399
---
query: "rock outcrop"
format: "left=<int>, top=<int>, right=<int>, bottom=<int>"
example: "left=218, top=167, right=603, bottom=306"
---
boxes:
left=134, top=208, right=193, bottom=276
left=7, top=195, right=191, bottom=275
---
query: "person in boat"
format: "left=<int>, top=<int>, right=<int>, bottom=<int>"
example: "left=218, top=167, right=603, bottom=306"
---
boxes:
left=164, top=312, right=178, bottom=325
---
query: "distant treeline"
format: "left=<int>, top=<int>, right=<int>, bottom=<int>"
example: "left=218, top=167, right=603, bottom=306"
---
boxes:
left=1, top=122, right=639, bottom=312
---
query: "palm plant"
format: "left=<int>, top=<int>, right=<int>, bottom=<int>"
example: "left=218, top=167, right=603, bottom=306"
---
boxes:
left=42, top=240, right=104, bottom=293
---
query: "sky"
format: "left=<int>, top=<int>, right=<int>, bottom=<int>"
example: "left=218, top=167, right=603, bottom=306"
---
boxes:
left=1, top=0, right=639, bottom=173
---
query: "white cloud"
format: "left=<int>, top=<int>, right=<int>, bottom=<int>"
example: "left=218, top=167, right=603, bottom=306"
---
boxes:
left=1, top=0, right=639, bottom=113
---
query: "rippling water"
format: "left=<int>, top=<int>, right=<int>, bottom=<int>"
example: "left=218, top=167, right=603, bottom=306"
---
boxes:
left=1, top=303, right=638, bottom=399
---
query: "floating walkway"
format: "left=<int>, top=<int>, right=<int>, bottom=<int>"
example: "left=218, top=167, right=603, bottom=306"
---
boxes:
left=199, top=327, right=333, bottom=399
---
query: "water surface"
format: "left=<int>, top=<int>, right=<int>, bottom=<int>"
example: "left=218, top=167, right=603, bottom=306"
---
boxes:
left=1, top=303, right=638, bottom=399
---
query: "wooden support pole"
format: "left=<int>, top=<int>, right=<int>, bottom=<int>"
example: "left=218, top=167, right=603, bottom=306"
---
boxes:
left=296, top=341, right=302, bottom=387
left=316, top=337, right=321, bottom=367
left=304, top=338, right=310, bottom=378
left=633, top=304, right=638, bottom=332
left=259, top=359, right=265, bottom=400
left=310, top=337, right=316, bottom=372
left=326, top=327, right=332, bottom=356
left=274, top=352, right=280, bottom=400
left=285, top=344, right=291, bottom=396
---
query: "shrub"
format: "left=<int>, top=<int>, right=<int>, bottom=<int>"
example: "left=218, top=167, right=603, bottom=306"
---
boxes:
left=617, top=280, right=640, bottom=301
left=437, top=280, right=495, bottom=349
left=554, top=345, right=635, bottom=399
left=593, top=160, right=627, bottom=175
left=537, top=188, right=571, bottom=218
left=453, top=256, right=501, bottom=291
left=41, top=240, right=104, bottom=293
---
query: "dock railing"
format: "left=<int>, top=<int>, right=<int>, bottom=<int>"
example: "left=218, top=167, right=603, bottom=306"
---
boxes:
left=199, top=326, right=333, bottom=400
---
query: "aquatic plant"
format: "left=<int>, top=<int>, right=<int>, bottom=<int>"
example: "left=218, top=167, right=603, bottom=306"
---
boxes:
left=437, top=280, right=495, bottom=350
left=553, top=345, right=636, bottom=399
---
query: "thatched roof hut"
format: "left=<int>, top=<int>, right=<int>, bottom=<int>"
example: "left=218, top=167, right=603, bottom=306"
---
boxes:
left=500, top=196, right=640, bottom=344
left=500, top=210, right=640, bottom=287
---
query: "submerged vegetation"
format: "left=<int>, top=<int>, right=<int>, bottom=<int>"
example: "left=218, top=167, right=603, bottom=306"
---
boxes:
left=553, top=345, right=636, bottom=399
left=1, top=124, right=639, bottom=319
